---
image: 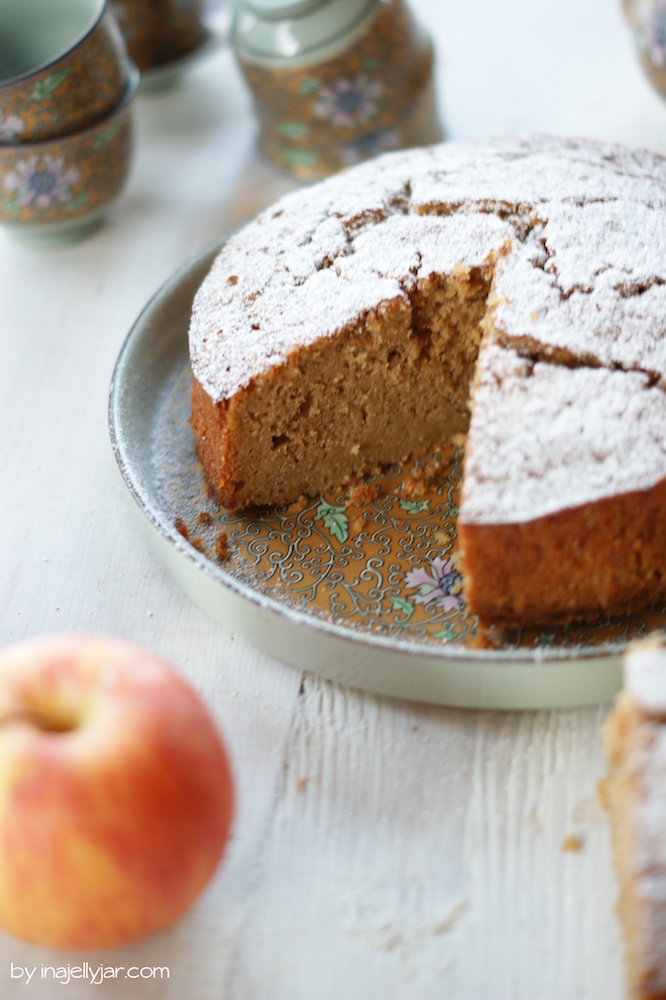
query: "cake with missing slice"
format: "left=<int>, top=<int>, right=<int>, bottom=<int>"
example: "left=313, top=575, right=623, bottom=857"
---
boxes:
left=188, top=136, right=666, bottom=628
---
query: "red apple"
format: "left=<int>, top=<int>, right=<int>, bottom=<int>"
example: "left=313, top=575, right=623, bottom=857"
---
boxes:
left=0, top=633, right=234, bottom=948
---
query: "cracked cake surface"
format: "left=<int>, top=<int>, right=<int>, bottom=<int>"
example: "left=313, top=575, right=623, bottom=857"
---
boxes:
left=461, top=342, right=666, bottom=525
left=188, top=135, right=666, bottom=627
left=190, top=135, right=666, bottom=400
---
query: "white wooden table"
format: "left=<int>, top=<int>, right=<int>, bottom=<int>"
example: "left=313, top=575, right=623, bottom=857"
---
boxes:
left=2, top=1, right=665, bottom=996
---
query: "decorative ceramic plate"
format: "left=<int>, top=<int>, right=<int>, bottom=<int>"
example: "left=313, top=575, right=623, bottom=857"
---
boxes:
left=109, top=235, right=666, bottom=710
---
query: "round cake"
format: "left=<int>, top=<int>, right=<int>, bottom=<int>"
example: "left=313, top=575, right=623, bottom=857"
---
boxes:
left=188, top=136, right=666, bottom=628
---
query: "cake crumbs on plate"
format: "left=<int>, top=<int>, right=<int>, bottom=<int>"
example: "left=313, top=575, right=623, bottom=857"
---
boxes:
left=284, top=498, right=307, bottom=515
left=174, top=517, right=189, bottom=540
left=215, top=532, right=231, bottom=561
left=348, top=481, right=380, bottom=506
left=400, top=475, right=429, bottom=500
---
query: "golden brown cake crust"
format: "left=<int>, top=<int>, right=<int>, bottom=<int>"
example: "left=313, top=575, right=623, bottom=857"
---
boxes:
left=458, top=339, right=666, bottom=626
left=191, top=378, right=236, bottom=507
left=460, top=478, right=666, bottom=628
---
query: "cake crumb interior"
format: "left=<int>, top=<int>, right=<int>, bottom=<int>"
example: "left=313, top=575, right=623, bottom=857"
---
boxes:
left=195, top=267, right=493, bottom=509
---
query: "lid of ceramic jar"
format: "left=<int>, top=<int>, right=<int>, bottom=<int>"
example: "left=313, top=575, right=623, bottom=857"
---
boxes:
left=243, top=0, right=329, bottom=16
left=232, top=0, right=380, bottom=67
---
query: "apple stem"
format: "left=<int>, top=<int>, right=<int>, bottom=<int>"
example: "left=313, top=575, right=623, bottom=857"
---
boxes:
left=0, top=708, right=76, bottom=734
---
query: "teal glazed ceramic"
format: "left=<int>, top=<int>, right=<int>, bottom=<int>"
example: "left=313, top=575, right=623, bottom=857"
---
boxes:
left=0, top=0, right=130, bottom=144
left=110, top=0, right=207, bottom=71
left=0, top=67, right=138, bottom=247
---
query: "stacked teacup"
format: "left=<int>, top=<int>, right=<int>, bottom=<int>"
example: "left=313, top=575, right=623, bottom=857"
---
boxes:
left=110, top=0, right=207, bottom=73
left=0, top=0, right=138, bottom=246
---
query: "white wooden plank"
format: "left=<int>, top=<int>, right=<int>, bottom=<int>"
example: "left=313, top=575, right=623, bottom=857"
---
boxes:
left=455, top=706, right=622, bottom=999
left=222, top=685, right=623, bottom=1000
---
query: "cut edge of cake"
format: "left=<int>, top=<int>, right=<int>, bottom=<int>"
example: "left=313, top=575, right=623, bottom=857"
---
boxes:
left=192, top=256, right=496, bottom=510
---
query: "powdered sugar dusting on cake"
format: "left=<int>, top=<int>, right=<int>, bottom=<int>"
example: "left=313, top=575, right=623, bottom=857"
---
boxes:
left=489, top=200, right=666, bottom=380
left=460, top=343, right=666, bottom=523
left=408, top=135, right=666, bottom=210
left=190, top=136, right=666, bottom=406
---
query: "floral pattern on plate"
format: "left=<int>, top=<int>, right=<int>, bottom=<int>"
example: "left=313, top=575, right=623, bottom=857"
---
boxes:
left=154, top=364, right=666, bottom=653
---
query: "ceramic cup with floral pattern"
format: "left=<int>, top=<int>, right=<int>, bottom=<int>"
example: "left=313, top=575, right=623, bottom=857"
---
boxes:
left=624, top=0, right=666, bottom=98
left=110, top=0, right=207, bottom=72
left=0, top=66, right=138, bottom=247
left=0, top=0, right=130, bottom=145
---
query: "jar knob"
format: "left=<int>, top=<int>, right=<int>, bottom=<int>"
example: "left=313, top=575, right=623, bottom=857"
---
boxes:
left=244, top=0, right=330, bottom=18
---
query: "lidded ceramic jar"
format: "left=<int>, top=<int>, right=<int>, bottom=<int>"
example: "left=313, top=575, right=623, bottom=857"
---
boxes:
left=232, top=0, right=443, bottom=179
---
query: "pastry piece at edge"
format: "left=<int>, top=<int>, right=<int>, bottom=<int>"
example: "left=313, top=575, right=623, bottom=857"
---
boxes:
left=603, top=635, right=666, bottom=1000
left=458, top=340, right=666, bottom=628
